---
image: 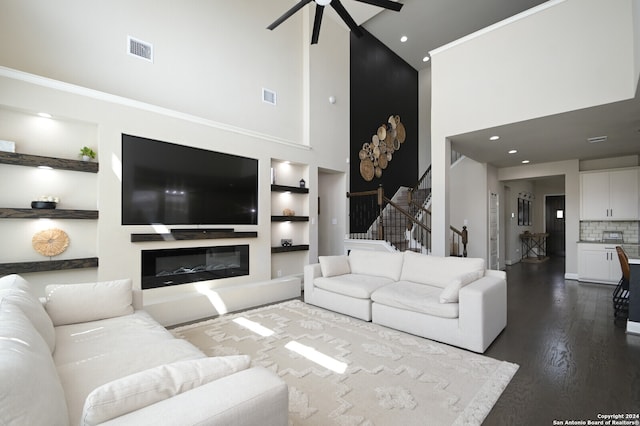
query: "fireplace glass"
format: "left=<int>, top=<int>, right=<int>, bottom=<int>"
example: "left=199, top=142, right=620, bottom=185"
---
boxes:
left=141, top=245, right=249, bottom=289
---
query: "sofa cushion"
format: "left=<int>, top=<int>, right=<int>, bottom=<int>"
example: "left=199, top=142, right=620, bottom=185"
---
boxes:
left=371, top=281, right=459, bottom=319
left=400, top=251, right=485, bottom=288
left=319, top=255, right=351, bottom=277
left=45, top=278, right=134, bottom=326
left=0, top=273, right=38, bottom=298
left=81, top=355, right=251, bottom=426
left=439, top=271, right=482, bottom=303
left=0, top=288, right=56, bottom=353
left=0, top=301, right=69, bottom=426
left=314, top=274, right=395, bottom=299
left=348, top=249, right=404, bottom=281
left=55, top=311, right=207, bottom=426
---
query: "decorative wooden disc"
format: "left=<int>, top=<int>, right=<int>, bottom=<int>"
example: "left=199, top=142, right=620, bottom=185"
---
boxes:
left=396, top=122, right=406, bottom=143
left=375, top=166, right=383, bottom=178
left=371, top=134, right=379, bottom=145
left=393, top=138, right=401, bottom=150
left=373, top=146, right=381, bottom=158
left=360, top=159, right=374, bottom=181
left=388, top=115, right=397, bottom=129
left=358, top=149, right=367, bottom=160
left=377, top=125, right=387, bottom=141
left=32, top=228, right=69, bottom=257
left=378, top=154, right=388, bottom=169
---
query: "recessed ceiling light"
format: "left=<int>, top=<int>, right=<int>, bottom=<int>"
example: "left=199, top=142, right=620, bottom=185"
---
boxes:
left=38, top=112, right=52, bottom=119
left=508, top=150, right=517, bottom=154
left=489, top=135, right=500, bottom=141
left=400, top=35, right=408, bottom=43
left=522, top=160, right=530, bottom=164
left=422, top=56, right=430, bottom=62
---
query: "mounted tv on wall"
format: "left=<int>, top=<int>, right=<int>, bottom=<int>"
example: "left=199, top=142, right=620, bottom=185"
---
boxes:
left=121, top=134, right=258, bottom=225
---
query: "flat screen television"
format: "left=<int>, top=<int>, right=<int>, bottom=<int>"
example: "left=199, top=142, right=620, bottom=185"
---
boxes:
left=121, top=134, right=258, bottom=225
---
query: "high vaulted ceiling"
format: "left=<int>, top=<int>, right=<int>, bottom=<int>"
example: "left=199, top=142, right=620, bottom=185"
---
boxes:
left=347, top=0, right=640, bottom=168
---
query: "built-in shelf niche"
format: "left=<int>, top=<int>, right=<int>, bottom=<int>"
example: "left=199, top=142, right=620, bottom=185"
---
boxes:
left=270, top=159, right=310, bottom=279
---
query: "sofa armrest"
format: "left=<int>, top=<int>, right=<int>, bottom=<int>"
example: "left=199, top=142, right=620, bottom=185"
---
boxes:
left=303, top=263, right=322, bottom=303
left=99, top=367, right=288, bottom=426
left=457, top=273, right=507, bottom=352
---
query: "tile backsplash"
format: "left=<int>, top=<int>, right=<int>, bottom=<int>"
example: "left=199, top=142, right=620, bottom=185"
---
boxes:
left=580, top=221, right=640, bottom=243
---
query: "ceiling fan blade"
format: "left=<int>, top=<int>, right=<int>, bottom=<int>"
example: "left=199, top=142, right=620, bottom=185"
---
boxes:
left=267, top=0, right=313, bottom=30
left=331, top=0, right=363, bottom=38
left=354, top=0, right=403, bottom=12
left=311, top=5, right=325, bottom=45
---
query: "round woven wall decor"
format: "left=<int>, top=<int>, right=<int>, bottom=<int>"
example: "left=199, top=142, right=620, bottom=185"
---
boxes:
left=32, top=228, right=70, bottom=257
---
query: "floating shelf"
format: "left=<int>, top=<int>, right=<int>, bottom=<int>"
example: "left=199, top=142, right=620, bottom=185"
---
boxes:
left=0, top=151, right=99, bottom=173
left=0, top=257, right=99, bottom=275
left=0, top=208, right=99, bottom=219
left=271, top=244, right=309, bottom=253
left=131, top=230, right=258, bottom=242
left=271, top=184, right=308, bottom=194
left=271, top=216, right=309, bottom=222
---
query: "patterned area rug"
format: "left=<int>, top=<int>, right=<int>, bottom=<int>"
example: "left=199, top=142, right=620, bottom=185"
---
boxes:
left=171, top=300, right=518, bottom=426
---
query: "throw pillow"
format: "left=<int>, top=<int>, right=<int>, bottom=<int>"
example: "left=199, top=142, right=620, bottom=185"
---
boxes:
left=81, top=355, right=251, bottom=425
left=439, top=271, right=482, bottom=303
left=319, top=255, right=351, bottom=277
left=45, top=278, right=134, bottom=326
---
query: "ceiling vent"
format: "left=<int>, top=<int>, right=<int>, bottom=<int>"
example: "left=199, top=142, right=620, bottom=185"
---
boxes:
left=262, top=88, right=277, bottom=106
left=587, top=136, right=608, bottom=144
left=127, top=36, right=153, bottom=62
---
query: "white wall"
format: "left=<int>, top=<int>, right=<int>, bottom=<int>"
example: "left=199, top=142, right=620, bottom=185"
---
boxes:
left=418, top=67, right=431, bottom=175
left=429, top=0, right=636, bottom=265
left=0, top=0, right=306, bottom=143
left=0, top=2, right=351, bottom=324
left=449, top=157, right=488, bottom=260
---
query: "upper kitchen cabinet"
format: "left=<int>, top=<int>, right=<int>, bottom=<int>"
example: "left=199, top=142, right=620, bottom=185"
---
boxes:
left=580, top=168, right=639, bottom=221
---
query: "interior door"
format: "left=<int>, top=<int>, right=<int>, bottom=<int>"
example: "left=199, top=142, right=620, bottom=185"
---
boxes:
left=545, top=195, right=566, bottom=256
left=489, top=192, right=499, bottom=270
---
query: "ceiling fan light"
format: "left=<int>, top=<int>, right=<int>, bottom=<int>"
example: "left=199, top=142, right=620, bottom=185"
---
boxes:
left=316, top=0, right=331, bottom=5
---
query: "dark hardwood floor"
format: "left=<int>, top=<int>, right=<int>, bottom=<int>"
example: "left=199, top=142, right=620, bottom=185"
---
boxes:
left=483, top=256, right=640, bottom=425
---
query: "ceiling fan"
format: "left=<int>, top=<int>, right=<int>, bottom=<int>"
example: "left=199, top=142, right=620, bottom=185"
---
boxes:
left=268, top=0, right=403, bottom=44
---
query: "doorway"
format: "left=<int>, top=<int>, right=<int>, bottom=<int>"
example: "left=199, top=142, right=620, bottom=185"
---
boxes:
left=545, top=195, right=566, bottom=257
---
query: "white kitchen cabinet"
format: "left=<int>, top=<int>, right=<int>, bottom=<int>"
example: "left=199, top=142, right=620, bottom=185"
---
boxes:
left=578, top=244, right=622, bottom=285
left=580, top=168, right=639, bottom=220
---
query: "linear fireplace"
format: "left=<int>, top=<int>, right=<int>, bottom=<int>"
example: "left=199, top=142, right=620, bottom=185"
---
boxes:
left=141, top=245, right=249, bottom=290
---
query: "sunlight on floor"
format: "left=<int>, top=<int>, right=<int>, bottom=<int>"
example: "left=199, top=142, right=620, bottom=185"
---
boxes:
left=285, top=340, right=347, bottom=374
left=232, top=317, right=274, bottom=337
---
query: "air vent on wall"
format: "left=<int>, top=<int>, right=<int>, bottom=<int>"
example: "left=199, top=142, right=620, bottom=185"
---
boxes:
left=262, top=88, right=277, bottom=106
left=587, top=136, right=608, bottom=144
left=127, top=36, right=153, bottom=62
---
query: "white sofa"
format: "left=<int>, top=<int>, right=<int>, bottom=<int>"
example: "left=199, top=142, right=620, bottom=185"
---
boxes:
left=304, top=249, right=507, bottom=353
left=0, top=274, right=288, bottom=426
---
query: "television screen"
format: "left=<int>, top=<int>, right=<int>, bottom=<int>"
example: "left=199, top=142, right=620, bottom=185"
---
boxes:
left=122, top=134, right=258, bottom=225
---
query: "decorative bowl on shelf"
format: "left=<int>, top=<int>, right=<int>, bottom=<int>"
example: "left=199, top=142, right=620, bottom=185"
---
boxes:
left=31, top=201, right=57, bottom=209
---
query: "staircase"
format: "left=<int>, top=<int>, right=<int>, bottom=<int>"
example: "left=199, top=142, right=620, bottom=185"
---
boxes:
left=347, top=154, right=467, bottom=256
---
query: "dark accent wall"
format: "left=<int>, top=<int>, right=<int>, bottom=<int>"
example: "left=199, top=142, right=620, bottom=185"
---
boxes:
left=350, top=29, right=418, bottom=232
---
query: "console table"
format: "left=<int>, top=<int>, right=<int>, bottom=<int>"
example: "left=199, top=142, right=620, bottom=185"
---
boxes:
left=520, top=232, right=549, bottom=262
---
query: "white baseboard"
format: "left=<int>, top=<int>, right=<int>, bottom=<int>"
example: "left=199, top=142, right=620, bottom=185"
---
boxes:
left=564, top=272, right=579, bottom=281
left=627, top=321, right=640, bottom=335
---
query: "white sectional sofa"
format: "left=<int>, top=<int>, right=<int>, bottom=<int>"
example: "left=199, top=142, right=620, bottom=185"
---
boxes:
left=0, top=274, right=288, bottom=426
left=304, top=249, right=507, bottom=353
